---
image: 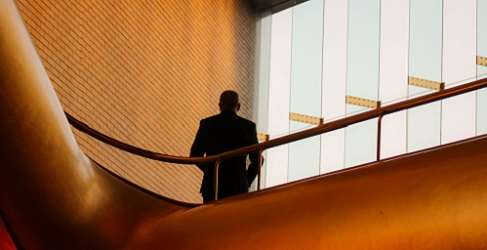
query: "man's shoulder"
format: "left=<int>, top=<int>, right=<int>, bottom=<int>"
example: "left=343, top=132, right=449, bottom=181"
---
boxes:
left=236, top=115, right=256, bottom=126
left=200, top=114, right=220, bottom=123
left=201, top=113, right=255, bottom=127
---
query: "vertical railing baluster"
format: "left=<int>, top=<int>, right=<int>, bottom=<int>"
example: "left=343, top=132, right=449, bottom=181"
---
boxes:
left=257, top=148, right=264, bottom=191
left=213, top=159, right=222, bottom=201
left=377, top=113, right=384, bottom=161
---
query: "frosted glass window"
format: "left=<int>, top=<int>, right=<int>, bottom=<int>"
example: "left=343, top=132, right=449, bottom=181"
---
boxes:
left=477, top=87, right=487, bottom=135
left=409, top=0, right=443, bottom=81
left=408, top=0, right=443, bottom=152
left=407, top=102, right=442, bottom=152
left=441, top=0, right=476, bottom=144
left=321, top=129, right=345, bottom=173
left=345, top=119, right=378, bottom=167
left=288, top=131, right=321, bottom=182
left=288, top=0, right=324, bottom=182
left=320, top=0, right=348, bottom=173
left=253, top=10, right=272, bottom=189
left=254, top=10, right=272, bottom=133
left=265, top=9, right=293, bottom=187
left=478, top=0, right=487, bottom=57
left=345, top=0, right=380, bottom=166
left=477, top=0, right=487, bottom=135
left=381, top=111, right=407, bottom=159
left=441, top=93, right=476, bottom=144
left=289, top=0, right=324, bottom=117
left=378, top=0, right=409, bottom=159
left=442, top=0, right=476, bottom=87
left=254, top=0, right=486, bottom=189
left=346, top=0, right=380, bottom=101
left=379, top=0, right=409, bottom=103
left=322, top=0, right=347, bottom=121
left=264, top=145, right=290, bottom=188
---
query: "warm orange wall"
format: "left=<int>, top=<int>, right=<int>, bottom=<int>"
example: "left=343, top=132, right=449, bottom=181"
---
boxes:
left=15, top=0, right=256, bottom=203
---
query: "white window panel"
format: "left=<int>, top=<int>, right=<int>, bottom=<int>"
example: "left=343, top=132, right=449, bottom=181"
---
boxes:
left=321, top=0, right=348, bottom=173
left=345, top=0, right=380, bottom=167
left=477, top=0, right=487, bottom=136
left=378, top=0, right=409, bottom=159
left=265, top=9, right=293, bottom=187
left=288, top=0, right=324, bottom=182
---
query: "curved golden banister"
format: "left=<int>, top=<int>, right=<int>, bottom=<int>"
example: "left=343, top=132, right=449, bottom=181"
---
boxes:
left=66, top=75, right=487, bottom=201
left=67, top=78, right=487, bottom=165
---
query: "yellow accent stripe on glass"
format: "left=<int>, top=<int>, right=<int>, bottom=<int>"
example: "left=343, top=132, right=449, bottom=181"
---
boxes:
left=289, top=112, right=324, bottom=125
left=477, top=56, right=487, bottom=67
left=408, top=76, right=444, bottom=91
left=257, top=133, right=270, bottom=142
left=345, top=96, right=381, bottom=109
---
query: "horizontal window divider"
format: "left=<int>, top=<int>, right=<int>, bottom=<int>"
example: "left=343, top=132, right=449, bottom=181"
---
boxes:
left=257, top=133, right=270, bottom=142
left=408, top=76, right=445, bottom=91
left=346, top=96, right=381, bottom=109
left=289, top=112, right=324, bottom=125
left=477, top=55, right=487, bottom=67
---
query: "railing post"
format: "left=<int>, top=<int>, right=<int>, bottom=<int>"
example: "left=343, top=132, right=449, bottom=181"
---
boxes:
left=214, top=159, right=222, bottom=201
left=377, top=113, right=384, bottom=161
left=257, top=148, right=264, bottom=191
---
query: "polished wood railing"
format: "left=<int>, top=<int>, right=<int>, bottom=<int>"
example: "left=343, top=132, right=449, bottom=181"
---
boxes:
left=67, top=77, right=487, bottom=200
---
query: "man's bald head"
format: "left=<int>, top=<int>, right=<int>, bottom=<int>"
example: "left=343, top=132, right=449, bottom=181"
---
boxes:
left=219, top=90, right=240, bottom=112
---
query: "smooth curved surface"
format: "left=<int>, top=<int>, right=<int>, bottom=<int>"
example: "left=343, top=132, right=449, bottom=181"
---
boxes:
left=133, top=135, right=487, bottom=249
left=0, top=215, right=16, bottom=250
left=2, top=0, right=487, bottom=249
left=0, top=2, right=194, bottom=249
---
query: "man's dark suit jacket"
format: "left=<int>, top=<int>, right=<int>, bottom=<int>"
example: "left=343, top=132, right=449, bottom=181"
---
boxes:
left=190, top=110, right=260, bottom=202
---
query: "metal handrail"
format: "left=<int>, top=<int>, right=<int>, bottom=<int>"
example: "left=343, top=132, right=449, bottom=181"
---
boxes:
left=66, top=77, right=487, bottom=200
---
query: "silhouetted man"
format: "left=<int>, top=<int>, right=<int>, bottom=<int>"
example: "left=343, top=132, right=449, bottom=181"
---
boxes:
left=190, top=90, right=261, bottom=203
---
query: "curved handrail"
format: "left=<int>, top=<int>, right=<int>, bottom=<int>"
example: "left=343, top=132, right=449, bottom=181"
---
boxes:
left=67, top=77, right=487, bottom=166
left=66, top=112, right=208, bottom=164
left=67, top=77, right=487, bottom=200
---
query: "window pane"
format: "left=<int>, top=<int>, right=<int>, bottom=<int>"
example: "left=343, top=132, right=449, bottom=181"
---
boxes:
left=477, top=87, right=487, bottom=135
left=288, top=130, right=321, bottom=182
left=321, top=0, right=348, bottom=172
left=288, top=0, right=324, bottom=181
left=265, top=9, right=293, bottom=187
left=441, top=0, right=476, bottom=144
left=408, top=0, right=443, bottom=151
left=346, top=0, right=380, bottom=101
left=345, top=0, right=380, bottom=166
left=381, top=111, right=407, bottom=159
left=345, top=119, right=378, bottom=167
left=407, top=102, right=442, bottom=152
left=321, top=129, right=345, bottom=173
left=378, top=0, right=409, bottom=159
left=477, top=0, right=487, bottom=135
left=442, top=93, right=476, bottom=144
left=409, top=0, right=443, bottom=81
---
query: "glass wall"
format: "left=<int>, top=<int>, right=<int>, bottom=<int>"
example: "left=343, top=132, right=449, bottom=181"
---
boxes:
left=478, top=0, right=487, bottom=135
left=379, top=0, right=409, bottom=158
left=407, top=0, right=443, bottom=152
left=320, top=0, right=347, bottom=173
left=256, top=0, right=487, bottom=188
left=263, top=8, right=292, bottom=187
left=344, top=0, right=380, bottom=167
left=441, top=0, right=477, bottom=144
left=288, top=0, right=324, bottom=182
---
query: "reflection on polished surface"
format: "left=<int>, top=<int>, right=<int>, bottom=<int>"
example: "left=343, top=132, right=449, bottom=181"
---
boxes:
left=2, top=0, right=487, bottom=248
left=0, top=1, right=191, bottom=248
